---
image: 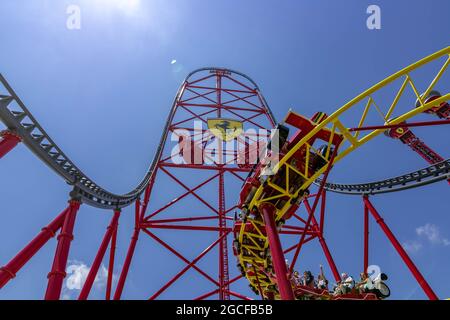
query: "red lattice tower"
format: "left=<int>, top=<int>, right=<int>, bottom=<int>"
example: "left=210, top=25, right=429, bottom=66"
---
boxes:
left=114, top=68, right=276, bottom=300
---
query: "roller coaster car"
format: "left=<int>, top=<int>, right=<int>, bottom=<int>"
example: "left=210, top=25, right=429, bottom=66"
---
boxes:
left=295, top=273, right=390, bottom=301
left=294, top=286, right=382, bottom=301
left=415, top=90, right=449, bottom=116
left=383, top=119, right=411, bottom=139
left=238, top=111, right=343, bottom=215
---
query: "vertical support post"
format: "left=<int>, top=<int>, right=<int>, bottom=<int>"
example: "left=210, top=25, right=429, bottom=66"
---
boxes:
left=319, top=190, right=326, bottom=233
left=113, top=200, right=141, bottom=300
left=45, top=199, right=81, bottom=300
left=78, top=209, right=121, bottom=300
left=260, top=203, right=295, bottom=300
left=364, top=199, right=369, bottom=273
left=363, top=196, right=438, bottom=300
left=0, top=130, right=21, bottom=159
left=106, top=214, right=119, bottom=300
left=218, top=171, right=230, bottom=300
left=216, top=72, right=222, bottom=117
left=0, top=206, right=69, bottom=288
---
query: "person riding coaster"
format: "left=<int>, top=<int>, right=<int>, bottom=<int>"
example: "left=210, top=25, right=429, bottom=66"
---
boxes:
left=357, top=272, right=391, bottom=299
left=238, top=113, right=340, bottom=220
left=234, top=111, right=345, bottom=299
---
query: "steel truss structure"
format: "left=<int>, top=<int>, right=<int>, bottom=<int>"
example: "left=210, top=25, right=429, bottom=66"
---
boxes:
left=0, top=47, right=449, bottom=300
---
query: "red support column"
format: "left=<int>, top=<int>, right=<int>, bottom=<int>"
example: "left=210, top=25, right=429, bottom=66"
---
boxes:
left=78, top=209, right=120, bottom=300
left=113, top=228, right=139, bottom=300
left=0, top=206, right=69, bottom=289
left=45, top=199, right=80, bottom=300
left=319, top=190, right=326, bottom=233
left=260, top=203, right=295, bottom=300
left=363, top=196, right=438, bottom=300
left=316, top=233, right=340, bottom=282
left=364, top=201, right=369, bottom=273
left=218, top=170, right=230, bottom=300
left=106, top=214, right=119, bottom=300
left=113, top=200, right=141, bottom=300
left=0, top=130, right=21, bottom=159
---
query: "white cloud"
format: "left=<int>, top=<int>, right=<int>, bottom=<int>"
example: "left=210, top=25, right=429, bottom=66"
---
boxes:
left=416, top=223, right=450, bottom=246
left=403, top=223, right=450, bottom=254
left=402, top=240, right=423, bottom=253
left=62, top=260, right=116, bottom=299
left=65, top=262, right=90, bottom=290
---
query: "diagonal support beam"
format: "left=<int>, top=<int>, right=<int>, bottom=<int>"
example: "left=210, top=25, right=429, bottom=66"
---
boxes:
left=147, top=231, right=229, bottom=300
left=290, top=146, right=339, bottom=272
left=0, top=130, right=22, bottom=159
left=78, top=209, right=121, bottom=300
left=363, top=196, right=438, bottom=300
left=142, top=229, right=220, bottom=288
left=159, top=166, right=219, bottom=215
left=304, top=199, right=340, bottom=282
left=145, top=172, right=220, bottom=220
left=0, top=206, right=69, bottom=289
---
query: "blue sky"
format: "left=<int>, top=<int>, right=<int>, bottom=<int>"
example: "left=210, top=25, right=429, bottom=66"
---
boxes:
left=0, top=0, right=449, bottom=300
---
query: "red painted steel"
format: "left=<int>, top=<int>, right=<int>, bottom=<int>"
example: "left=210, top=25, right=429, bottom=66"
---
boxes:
left=106, top=215, right=119, bottom=300
left=290, top=146, right=339, bottom=272
left=0, top=206, right=68, bottom=288
left=364, top=203, right=369, bottom=273
left=45, top=200, right=80, bottom=300
left=383, top=121, right=447, bottom=185
left=218, top=170, right=230, bottom=299
left=303, top=199, right=340, bottom=282
left=110, top=69, right=276, bottom=299
left=113, top=200, right=142, bottom=300
left=148, top=231, right=229, bottom=300
left=0, top=130, right=21, bottom=159
left=78, top=209, right=121, bottom=300
left=0, top=68, right=445, bottom=301
left=349, top=119, right=450, bottom=131
left=363, top=196, right=438, bottom=300
left=260, top=203, right=295, bottom=300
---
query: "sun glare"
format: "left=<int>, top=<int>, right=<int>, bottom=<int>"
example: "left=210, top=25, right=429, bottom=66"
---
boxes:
left=115, top=0, right=140, bottom=13
left=94, top=0, right=141, bottom=15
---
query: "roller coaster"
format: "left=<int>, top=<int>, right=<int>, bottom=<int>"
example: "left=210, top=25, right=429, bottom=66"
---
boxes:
left=0, top=47, right=449, bottom=300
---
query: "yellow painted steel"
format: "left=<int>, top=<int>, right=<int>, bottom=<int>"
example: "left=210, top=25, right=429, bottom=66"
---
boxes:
left=235, top=47, right=450, bottom=298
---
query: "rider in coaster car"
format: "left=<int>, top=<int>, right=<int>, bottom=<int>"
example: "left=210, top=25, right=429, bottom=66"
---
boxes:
left=291, top=271, right=302, bottom=287
left=334, top=272, right=355, bottom=295
left=316, top=265, right=328, bottom=290
left=355, top=272, right=372, bottom=294
left=302, top=271, right=315, bottom=289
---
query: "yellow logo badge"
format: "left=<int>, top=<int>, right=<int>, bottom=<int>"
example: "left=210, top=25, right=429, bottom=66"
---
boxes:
left=207, top=118, right=243, bottom=141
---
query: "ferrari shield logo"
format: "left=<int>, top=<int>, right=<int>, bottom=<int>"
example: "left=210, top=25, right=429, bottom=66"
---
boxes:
left=207, top=118, right=243, bottom=141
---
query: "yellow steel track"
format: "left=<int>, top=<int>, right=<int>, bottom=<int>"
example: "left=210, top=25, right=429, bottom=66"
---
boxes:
left=235, top=46, right=450, bottom=299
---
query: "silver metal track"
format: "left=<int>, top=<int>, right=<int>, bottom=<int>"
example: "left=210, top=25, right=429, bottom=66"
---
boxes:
left=1, top=70, right=447, bottom=208
left=316, top=160, right=449, bottom=195
left=0, top=69, right=276, bottom=209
